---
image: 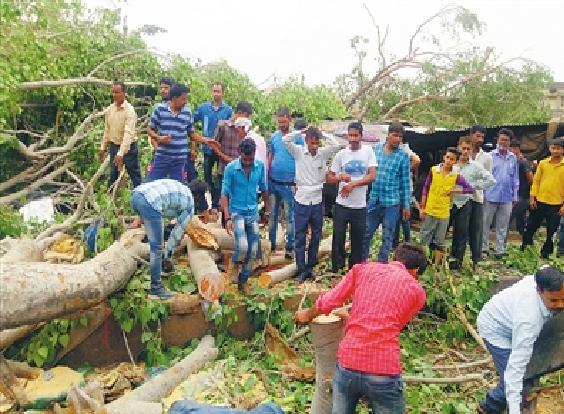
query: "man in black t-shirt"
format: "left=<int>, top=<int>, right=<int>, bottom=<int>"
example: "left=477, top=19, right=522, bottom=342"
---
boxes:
left=509, top=140, right=533, bottom=235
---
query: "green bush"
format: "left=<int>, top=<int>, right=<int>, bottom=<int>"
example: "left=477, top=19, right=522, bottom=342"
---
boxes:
left=0, top=206, right=25, bottom=238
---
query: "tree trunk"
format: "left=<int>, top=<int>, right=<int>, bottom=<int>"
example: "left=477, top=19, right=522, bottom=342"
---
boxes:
left=310, top=314, right=344, bottom=414
left=0, top=230, right=148, bottom=330
left=186, top=238, right=224, bottom=302
left=0, top=324, right=42, bottom=350
left=105, top=335, right=218, bottom=414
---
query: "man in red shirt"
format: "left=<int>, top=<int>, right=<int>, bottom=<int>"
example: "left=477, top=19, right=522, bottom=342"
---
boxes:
left=294, top=243, right=427, bottom=413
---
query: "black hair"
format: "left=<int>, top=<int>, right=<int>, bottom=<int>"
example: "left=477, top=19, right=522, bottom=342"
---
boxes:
left=160, top=77, right=175, bottom=86
left=348, top=121, right=363, bottom=135
left=169, top=83, right=190, bottom=99
left=535, top=265, right=564, bottom=292
left=388, top=122, right=404, bottom=135
left=276, top=106, right=291, bottom=117
left=294, top=118, right=308, bottom=130
left=510, top=139, right=521, bottom=148
left=236, top=101, right=253, bottom=116
left=470, top=125, right=486, bottom=134
left=239, top=138, right=256, bottom=155
left=305, top=127, right=322, bottom=141
left=446, top=146, right=461, bottom=159
left=212, top=81, right=225, bottom=91
left=393, top=243, right=428, bottom=275
left=498, top=128, right=515, bottom=140
left=112, top=81, right=126, bottom=92
left=187, top=179, right=209, bottom=213
left=551, top=137, right=564, bottom=147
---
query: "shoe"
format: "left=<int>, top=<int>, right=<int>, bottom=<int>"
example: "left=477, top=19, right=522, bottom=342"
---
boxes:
left=162, top=259, right=174, bottom=274
left=237, top=282, right=254, bottom=295
left=493, top=253, right=505, bottom=260
left=295, top=273, right=308, bottom=284
left=285, top=250, right=294, bottom=260
left=148, top=286, right=176, bottom=300
left=448, top=259, right=460, bottom=270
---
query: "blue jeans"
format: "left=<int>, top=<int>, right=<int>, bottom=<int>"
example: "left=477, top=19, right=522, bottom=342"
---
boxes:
left=294, top=202, right=323, bottom=277
left=131, top=192, right=164, bottom=290
left=204, top=153, right=219, bottom=207
left=393, top=217, right=411, bottom=248
left=147, top=154, right=186, bottom=182
left=168, top=400, right=284, bottom=414
left=481, top=340, right=511, bottom=413
left=108, top=142, right=142, bottom=188
left=232, top=212, right=260, bottom=284
left=268, top=180, right=295, bottom=251
left=184, top=154, right=198, bottom=183
left=332, top=363, right=404, bottom=414
left=362, top=201, right=400, bottom=262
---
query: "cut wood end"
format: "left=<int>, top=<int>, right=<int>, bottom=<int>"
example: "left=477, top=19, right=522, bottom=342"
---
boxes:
left=257, top=273, right=272, bottom=288
left=186, top=225, right=219, bottom=250
left=312, top=314, right=341, bottom=324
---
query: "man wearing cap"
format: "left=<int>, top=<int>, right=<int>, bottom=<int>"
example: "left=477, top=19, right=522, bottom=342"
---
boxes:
left=267, top=107, right=305, bottom=258
left=221, top=138, right=269, bottom=294
left=477, top=265, right=564, bottom=414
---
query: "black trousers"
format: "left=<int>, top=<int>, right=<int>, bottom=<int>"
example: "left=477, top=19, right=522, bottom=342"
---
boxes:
left=332, top=203, right=366, bottom=272
left=468, top=200, right=484, bottom=264
left=109, top=142, right=142, bottom=188
left=450, top=201, right=472, bottom=265
left=510, top=197, right=529, bottom=236
left=522, top=201, right=561, bottom=257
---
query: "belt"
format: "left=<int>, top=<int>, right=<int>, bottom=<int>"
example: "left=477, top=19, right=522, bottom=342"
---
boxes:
left=269, top=178, right=294, bottom=186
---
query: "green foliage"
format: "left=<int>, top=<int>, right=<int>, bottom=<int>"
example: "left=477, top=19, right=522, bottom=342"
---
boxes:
left=0, top=206, right=25, bottom=238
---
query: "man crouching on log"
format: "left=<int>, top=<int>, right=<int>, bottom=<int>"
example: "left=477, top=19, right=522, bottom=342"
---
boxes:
left=131, top=179, right=194, bottom=299
left=477, top=265, right=564, bottom=414
left=294, top=242, right=428, bottom=413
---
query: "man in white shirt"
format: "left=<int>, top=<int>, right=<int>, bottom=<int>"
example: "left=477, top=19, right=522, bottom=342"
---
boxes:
left=477, top=265, right=564, bottom=414
left=283, top=126, right=342, bottom=281
left=326, top=122, right=377, bottom=272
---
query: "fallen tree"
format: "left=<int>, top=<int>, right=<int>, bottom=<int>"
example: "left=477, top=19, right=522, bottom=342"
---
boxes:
left=0, top=230, right=148, bottom=330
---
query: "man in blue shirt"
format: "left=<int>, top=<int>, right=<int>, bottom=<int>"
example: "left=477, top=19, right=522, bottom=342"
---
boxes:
left=363, top=122, right=411, bottom=263
left=477, top=265, right=564, bottom=414
left=221, top=138, right=270, bottom=294
left=194, top=82, right=233, bottom=207
left=131, top=179, right=195, bottom=299
left=147, top=83, right=218, bottom=183
left=267, top=107, right=304, bottom=258
left=482, top=129, right=519, bottom=259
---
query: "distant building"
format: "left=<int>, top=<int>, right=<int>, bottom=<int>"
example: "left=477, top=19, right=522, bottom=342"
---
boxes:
left=544, top=82, right=564, bottom=120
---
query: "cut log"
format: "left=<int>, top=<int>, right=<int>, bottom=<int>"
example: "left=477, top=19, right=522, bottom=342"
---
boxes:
left=105, top=335, right=218, bottom=414
left=0, top=324, right=43, bottom=350
left=1, top=232, right=64, bottom=264
left=190, top=216, right=235, bottom=250
left=310, top=314, right=344, bottom=414
left=186, top=238, right=224, bottom=302
left=0, top=230, right=148, bottom=330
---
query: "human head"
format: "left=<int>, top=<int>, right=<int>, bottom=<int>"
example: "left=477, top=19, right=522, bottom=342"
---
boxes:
left=535, top=265, right=564, bottom=313
left=549, top=137, right=564, bottom=159
left=294, top=118, right=308, bottom=131
left=169, top=83, right=190, bottom=110
left=347, top=121, right=363, bottom=151
left=238, top=138, right=256, bottom=168
left=510, top=140, right=522, bottom=157
left=470, top=125, right=486, bottom=148
left=457, top=135, right=473, bottom=162
left=393, top=242, right=428, bottom=276
left=212, top=82, right=224, bottom=103
left=111, top=81, right=126, bottom=105
left=387, top=122, right=405, bottom=149
left=234, top=117, right=252, bottom=139
left=235, top=101, right=253, bottom=118
left=159, top=76, right=174, bottom=101
left=276, top=106, right=291, bottom=134
left=497, top=128, right=514, bottom=151
left=444, top=147, right=461, bottom=168
left=305, top=127, right=322, bottom=155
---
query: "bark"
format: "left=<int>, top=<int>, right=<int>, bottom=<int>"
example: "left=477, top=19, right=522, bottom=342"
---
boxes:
left=0, top=230, right=148, bottom=330
left=18, top=77, right=149, bottom=90
left=310, top=315, right=344, bottom=414
left=186, top=238, right=224, bottom=302
left=105, top=335, right=218, bottom=414
left=0, top=324, right=42, bottom=350
left=1, top=232, right=64, bottom=264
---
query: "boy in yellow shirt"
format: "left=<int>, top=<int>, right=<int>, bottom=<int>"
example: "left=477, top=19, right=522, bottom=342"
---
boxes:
left=420, top=147, right=473, bottom=262
left=522, top=138, right=564, bottom=258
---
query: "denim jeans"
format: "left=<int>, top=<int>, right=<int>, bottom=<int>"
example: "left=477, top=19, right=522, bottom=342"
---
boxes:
left=392, top=217, right=411, bottom=248
left=168, top=400, right=284, bottom=414
left=362, top=201, right=400, bottom=262
left=332, top=363, right=404, bottom=414
left=480, top=340, right=512, bottom=413
left=109, top=142, right=142, bottom=188
left=147, top=154, right=186, bottom=182
left=332, top=204, right=366, bottom=272
left=204, top=153, right=219, bottom=207
left=268, top=180, right=295, bottom=251
left=184, top=154, right=198, bottom=183
left=232, top=211, right=260, bottom=284
left=294, top=201, right=323, bottom=277
left=131, top=192, right=164, bottom=290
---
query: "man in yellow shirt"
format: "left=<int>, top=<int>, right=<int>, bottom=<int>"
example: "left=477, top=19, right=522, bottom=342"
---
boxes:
left=522, top=138, right=564, bottom=258
left=98, top=81, right=141, bottom=188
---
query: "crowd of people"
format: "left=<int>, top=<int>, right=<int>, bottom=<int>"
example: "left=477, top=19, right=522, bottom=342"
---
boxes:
left=100, top=78, right=563, bottom=413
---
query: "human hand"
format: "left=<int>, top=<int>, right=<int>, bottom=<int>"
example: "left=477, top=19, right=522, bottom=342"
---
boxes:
left=332, top=308, right=350, bottom=320
left=402, top=208, right=411, bottom=221
left=530, top=198, right=537, bottom=210
left=114, top=154, right=124, bottom=170
left=191, top=151, right=197, bottom=162
left=339, top=173, right=351, bottom=183
left=159, top=135, right=172, bottom=145
left=98, top=148, right=106, bottom=162
left=559, top=205, right=564, bottom=216
left=420, top=210, right=426, bottom=219
left=294, top=309, right=313, bottom=325
left=340, top=182, right=355, bottom=198
left=225, top=218, right=233, bottom=235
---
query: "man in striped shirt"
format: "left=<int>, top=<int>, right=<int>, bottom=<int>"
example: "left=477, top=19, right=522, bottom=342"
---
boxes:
left=294, top=243, right=427, bottom=413
left=131, top=179, right=194, bottom=299
left=147, top=83, right=218, bottom=183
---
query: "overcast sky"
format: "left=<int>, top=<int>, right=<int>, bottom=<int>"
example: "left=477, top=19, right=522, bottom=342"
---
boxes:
left=86, top=0, right=563, bottom=87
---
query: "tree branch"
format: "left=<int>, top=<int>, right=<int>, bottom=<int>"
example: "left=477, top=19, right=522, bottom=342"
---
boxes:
left=403, top=373, right=485, bottom=384
left=18, top=77, right=149, bottom=90
left=88, top=50, right=147, bottom=77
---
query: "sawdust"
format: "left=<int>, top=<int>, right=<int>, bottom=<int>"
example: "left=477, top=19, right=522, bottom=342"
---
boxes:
left=44, top=236, right=85, bottom=264
left=534, top=388, right=564, bottom=414
left=186, top=225, right=219, bottom=250
left=24, top=366, right=84, bottom=408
